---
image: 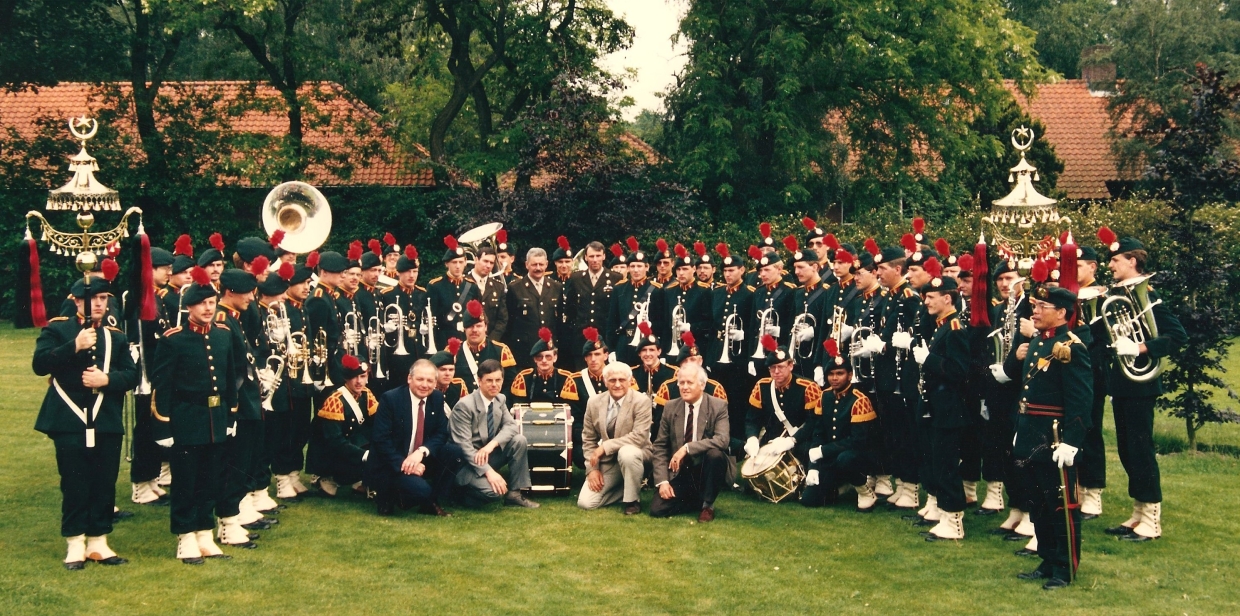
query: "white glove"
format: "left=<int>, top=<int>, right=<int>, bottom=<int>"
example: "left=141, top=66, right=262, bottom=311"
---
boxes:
left=864, top=336, right=886, bottom=355
left=1113, top=336, right=1140, bottom=357
left=748, top=361, right=757, bottom=377
left=853, top=344, right=873, bottom=359
left=892, top=330, right=913, bottom=350
left=794, top=326, right=815, bottom=344
left=419, top=322, right=430, bottom=335
left=805, top=469, right=820, bottom=486
left=989, top=363, right=1011, bottom=384
left=728, top=328, right=745, bottom=342
left=744, top=437, right=759, bottom=458
left=1052, top=443, right=1079, bottom=468
left=809, top=445, right=823, bottom=463
left=813, top=366, right=825, bottom=387
left=839, top=324, right=855, bottom=342
left=766, top=325, right=781, bottom=339
left=677, top=321, right=691, bottom=334
left=770, top=436, right=797, bottom=453
left=226, top=422, right=237, bottom=437
left=1020, top=317, right=1036, bottom=338
left=608, top=351, right=618, bottom=364
left=129, top=344, right=141, bottom=363
left=362, top=450, right=369, bottom=463
left=155, top=437, right=174, bottom=448
left=912, top=344, right=930, bottom=365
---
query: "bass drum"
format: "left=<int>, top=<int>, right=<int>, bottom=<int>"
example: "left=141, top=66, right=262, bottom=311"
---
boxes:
left=741, top=443, right=805, bottom=503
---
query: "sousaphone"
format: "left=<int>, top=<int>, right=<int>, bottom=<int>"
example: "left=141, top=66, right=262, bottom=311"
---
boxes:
left=262, top=181, right=332, bottom=254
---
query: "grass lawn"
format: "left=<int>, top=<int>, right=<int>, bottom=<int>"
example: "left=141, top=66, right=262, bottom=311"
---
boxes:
left=1, top=321, right=1238, bottom=615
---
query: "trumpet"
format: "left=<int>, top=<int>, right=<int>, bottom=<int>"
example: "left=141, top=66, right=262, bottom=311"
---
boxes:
left=259, top=355, right=285, bottom=412
left=668, top=300, right=687, bottom=357
left=751, top=308, right=779, bottom=359
left=343, top=312, right=362, bottom=357
left=628, top=300, right=650, bottom=347
left=367, top=314, right=390, bottom=379
left=384, top=303, right=410, bottom=357
left=718, top=312, right=742, bottom=364
left=313, top=329, right=334, bottom=387
left=849, top=326, right=874, bottom=387
left=288, top=331, right=312, bottom=384
left=1102, top=273, right=1164, bottom=382
left=421, top=299, right=439, bottom=355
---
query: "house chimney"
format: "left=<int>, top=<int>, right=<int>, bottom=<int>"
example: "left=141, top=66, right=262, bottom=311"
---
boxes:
left=1080, top=45, right=1115, bottom=97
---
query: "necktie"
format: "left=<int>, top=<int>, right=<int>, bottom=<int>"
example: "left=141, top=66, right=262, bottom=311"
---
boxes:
left=487, top=401, right=497, bottom=440
left=684, top=402, right=695, bottom=444
left=414, top=398, right=426, bottom=450
left=606, top=400, right=618, bottom=439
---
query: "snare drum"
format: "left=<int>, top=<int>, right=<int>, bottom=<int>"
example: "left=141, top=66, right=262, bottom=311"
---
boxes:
left=741, top=444, right=805, bottom=503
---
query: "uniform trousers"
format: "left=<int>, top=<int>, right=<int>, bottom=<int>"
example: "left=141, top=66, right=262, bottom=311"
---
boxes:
left=649, top=448, right=727, bottom=517
left=1077, top=381, right=1109, bottom=489
left=1020, top=459, right=1081, bottom=582
left=129, top=394, right=163, bottom=483
left=930, top=426, right=966, bottom=513
left=1113, top=395, right=1161, bottom=502
left=169, top=443, right=224, bottom=534
left=53, top=432, right=122, bottom=537
left=801, top=447, right=881, bottom=507
left=219, top=419, right=262, bottom=517
left=879, top=391, right=919, bottom=483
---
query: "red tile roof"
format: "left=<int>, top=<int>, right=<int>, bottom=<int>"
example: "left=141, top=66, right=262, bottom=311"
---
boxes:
left=0, top=81, right=434, bottom=187
left=1007, top=79, right=1130, bottom=200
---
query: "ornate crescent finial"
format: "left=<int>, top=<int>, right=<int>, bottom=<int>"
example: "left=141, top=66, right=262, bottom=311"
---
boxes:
left=1011, top=125, right=1034, bottom=152
left=68, top=116, right=98, bottom=142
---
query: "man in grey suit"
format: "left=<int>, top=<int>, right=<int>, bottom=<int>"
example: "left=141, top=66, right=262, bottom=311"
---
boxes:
left=450, top=359, right=540, bottom=508
left=578, top=362, right=652, bottom=514
left=650, top=363, right=730, bottom=522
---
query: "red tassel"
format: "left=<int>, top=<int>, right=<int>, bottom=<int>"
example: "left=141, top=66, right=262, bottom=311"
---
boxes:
left=970, top=238, right=990, bottom=328
left=139, top=232, right=157, bottom=321
left=27, top=238, right=48, bottom=328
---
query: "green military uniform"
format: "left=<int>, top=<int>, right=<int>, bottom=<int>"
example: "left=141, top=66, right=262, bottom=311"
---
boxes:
left=605, top=277, right=664, bottom=366
left=379, top=282, right=429, bottom=382
left=508, top=367, right=573, bottom=404
left=427, top=274, right=480, bottom=349
left=918, top=308, right=971, bottom=517
left=801, top=382, right=881, bottom=507
left=214, top=299, right=266, bottom=521
left=560, top=368, right=606, bottom=469
left=632, top=362, right=678, bottom=438
left=305, top=386, right=378, bottom=486
left=454, top=338, right=517, bottom=392
left=746, top=375, right=823, bottom=463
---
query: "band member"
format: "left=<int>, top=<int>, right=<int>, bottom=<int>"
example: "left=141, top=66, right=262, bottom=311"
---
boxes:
left=450, top=359, right=540, bottom=508
left=1072, top=244, right=1108, bottom=519
left=800, top=217, right=831, bottom=281
left=562, top=328, right=609, bottom=468
left=504, top=247, right=561, bottom=370
left=551, top=236, right=576, bottom=363
left=306, top=250, right=349, bottom=391
left=428, top=235, right=480, bottom=349
left=305, top=355, right=375, bottom=498
left=379, top=245, right=427, bottom=384
left=495, top=230, right=521, bottom=286
left=662, top=243, right=713, bottom=358
left=337, top=243, right=367, bottom=359
left=508, top=328, right=573, bottom=404
left=653, top=238, right=674, bottom=286
left=368, top=359, right=465, bottom=516
left=981, top=258, right=1031, bottom=534
left=163, top=235, right=197, bottom=329
left=198, top=232, right=227, bottom=292
left=694, top=242, right=717, bottom=285
left=382, top=232, right=400, bottom=279
left=1097, top=229, right=1185, bottom=542
left=454, top=300, right=517, bottom=391
left=1003, top=286, right=1092, bottom=589
left=785, top=237, right=826, bottom=381
left=746, top=248, right=796, bottom=373
left=630, top=323, right=677, bottom=437
left=281, top=262, right=315, bottom=498
left=430, top=339, right=468, bottom=412
left=801, top=340, right=881, bottom=511
left=650, top=363, right=730, bottom=521
left=258, top=263, right=310, bottom=502
left=607, top=243, right=628, bottom=276
left=552, top=236, right=575, bottom=284
left=34, top=264, right=138, bottom=569
left=707, top=245, right=754, bottom=449
left=361, top=239, right=388, bottom=296
left=565, top=241, right=621, bottom=370
left=470, top=246, right=508, bottom=341
left=151, top=267, right=238, bottom=564
left=578, top=362, right=653, bottom=514
left=606, top=238, right=664, bottom=366
left=910, top=261, right=972, bottom=541
left=129, top=247, right=174, bottom=506
left=744, top=335, right=822, bottom=468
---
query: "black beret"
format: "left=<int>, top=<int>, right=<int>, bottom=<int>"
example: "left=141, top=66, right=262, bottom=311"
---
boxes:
left=150, top=247, right=175, bottom=268
left=360, top=252, right=382, bottom=269
left=316, top=251, right=349, bottom=273
left=70, top=277, right=111, bottom=298
left=920, top=276, right=959, bottom=294
left=182, top=281, right=216, bottom=307
left=874, top=246, right=905, bottom=265
left=289, top=266, right=314, bottom=285
left=197, top=249, right=224, bottom=267
left=219, top=269, right=257, bottom=294
left=235, top=237, right=275, bottom=263
left=171, top=255, right=196, bottom=275
left=1034, top=285, right=1077, bottom=313
left=257, top=274, right=289, bottom=297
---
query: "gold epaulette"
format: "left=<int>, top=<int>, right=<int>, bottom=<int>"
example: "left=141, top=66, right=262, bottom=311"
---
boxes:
left=902, top=287, right=917, bottom=298
left=991, top=298, right=1003, bottom=306
left=651, top=280, right=664, bottom=289
left=510, top=371, right=528, bottom=397
left=106, top=326, right=123, bottom=333
left=156, top=288, right=169, bottom=298
left=49, top=316, right=69, bottom=322
left=749, top=378, right=772, bottom=408
left=362, top=388, right=379, bottom=416
left=497, top=342, right=517, bottom=367
left=317, top=394, right=345, bottom=421
left=163, top=326, right=183, bottom=337
left=745, top=285, right=756, bottom=292
left=798, top=378, right=823, bottom=410
left=950, top=319, right=963, bottom=330
left=557, top=369, right=574, bottom=378
left=428, top=276, right=444, bottom=285
left=851, top=392, right=878, bottom=422
left=516, top=368, right=533, bottom=378
left=653, top=381, right=670, bottom=406
left=783, top=281, right=797, bottom=288
left=559, top=377, right=579, bottom=401
left=696, top=281, right=711, bottom=289
left=215, top=322, right=230, bottom=331
left=416, top=285, right=427, bottom=292
left=214, top=311, right=228, bottom=323
left=707, top=379, right=728, bottom=401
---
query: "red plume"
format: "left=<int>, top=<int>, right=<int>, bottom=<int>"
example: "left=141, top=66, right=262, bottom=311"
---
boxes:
left=174, top=234, right=193, bottom=257
left=368, top=239, right=382, bottom=257
left=466, top=299, right=483, bottom=319
left=957, top=254, right=974, bottom=272
left=681, top=331, right=696, bottom=349
left=748, top=245, right=763, bottom=260
left=136, top=230, right=157, bottom=320
left=100, top=258, right=119, bottom=282
left=277, top=262, right=295, bottom=281
left=405, top=244, right=418, bottom=260
left=538, top=326, right=552, bottom=343
left=900, top=233, right=917, bottom=252
left=674, top=243, right=688, bottom=259
left=864, top=238, right=880, bottom=256
left=715, top=243, right=730, bottom=258
left=824, top=233, right=840, bottom=251
left=912, top=217, right=926, bottom=235
left=269, top=230, right=285, bottom=250
left=250, top=256, right=270, bottom=276
left=935, top=238, right=951, bottom=259
left=823, top=338, right=840, bottom=358
left=759, top=222, right=772, bottom=239
left=801, top=216, right=817, bottom=231
left=190, top=266, right=210, bottom=287
left=610, top=243, right=624, bottom=258
left=760, top=334, right=778, bottom=353
left=970, top=238, right=990, bottom=328
left=694, top=241, right=707, bottom=257
left=656, top=238, right=669, bottom=254
left=305, top=251, right=320, bottom=269
left=347, top=242, right=363, bottom=262
left=1097, top=226, right=1117, bottom=247
left=496, top=230, right=508, bottom=244
left=342, top=354, right=361, bottom=371
left=782, top=235, right=799, bottom=252
left=1031, top=259, right=1049, bottom=283
left=557, top=235, right=570, bottom=251
left=209, top=232, right=224, bottom=253
left=583, top=326, right=600, bottom=343
left=383, top=232, right=396, bottom=247
left=638, top=321, right=653, bottom=337
left=923, top=257, right=942, bottom=280
left=444, top=234, right=459, bottom=250
left=836, top=249, right=855, bottom=264
left=1060, top=232, right=1080, bottom=294
left=22, top=235, right=48, bottom=327
left=626, top=236, right=639, bottom=252
left=446, top=337, right=462, bottom=356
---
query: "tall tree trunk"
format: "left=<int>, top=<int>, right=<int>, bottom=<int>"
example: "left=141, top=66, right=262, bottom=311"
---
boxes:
left=129, top=0, right=168, bottom=183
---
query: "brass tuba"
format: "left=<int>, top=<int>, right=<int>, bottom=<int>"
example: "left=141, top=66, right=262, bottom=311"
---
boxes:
left=261, top=181, right=332, bottom=254
left=1101, top=273, right=1163, bottom=382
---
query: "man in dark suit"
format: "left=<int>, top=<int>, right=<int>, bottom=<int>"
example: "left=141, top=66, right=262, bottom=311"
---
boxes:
left=650, top=363, right=730, bottom=522
left=367, top=359, right=465, bottom=516
left=504, top=247, right=561, bottom=370
left=564, top=242, right=622, bottom=370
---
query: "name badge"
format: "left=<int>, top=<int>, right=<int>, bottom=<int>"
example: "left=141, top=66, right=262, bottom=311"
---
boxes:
left=208, top=395, right=221, bottom=408
left=85, top=428, right=95, bottom=448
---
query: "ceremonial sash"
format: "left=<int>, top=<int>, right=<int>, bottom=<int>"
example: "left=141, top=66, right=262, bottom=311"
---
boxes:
left=52, top=326, right=113, bottom=448
left=768, top=379, right=798, bottom=437
left=463, top=343, right=481, bottom=384
left=339, top=386, right=366, bottom=424
left=581, top=372, right=599, bottom=399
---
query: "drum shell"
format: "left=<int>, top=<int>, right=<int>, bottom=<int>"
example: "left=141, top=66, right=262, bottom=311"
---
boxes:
left=515, top=403, right=572, bottom=495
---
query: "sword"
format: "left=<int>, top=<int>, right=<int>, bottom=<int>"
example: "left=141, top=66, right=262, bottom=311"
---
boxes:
left=1052, top=419, right=1077, bottom=583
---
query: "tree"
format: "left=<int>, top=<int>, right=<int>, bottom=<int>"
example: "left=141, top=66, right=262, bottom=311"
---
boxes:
left=0, top=0, right=127, bottom=90
left=1004, top=0, right=1112, bottom=79
left=659, top=0, right=1048, bottom=225
left=1133, top=64, right=1240, bottom=450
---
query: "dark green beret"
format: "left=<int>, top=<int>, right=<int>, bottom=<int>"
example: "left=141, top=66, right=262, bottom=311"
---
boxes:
left=236, top=237, right=275, bottom=263
left=150, top=247, right=175, bottom=268
left=70, top=277, right=111, bottom=298
left=257, top=274, right=289, bottom=297
left=874, top=246, right=905, bottom=265
left=316, top=251, right=349, bottom=273
left=219, top=269, right=257, bottom=294
left=1034, top=285, right=1077, bottom=314
left=290, top=265, right=313, bottom=285
left=182, top=281, right=216, bottom=307
left=171, top=255, right=196, bottom=275
left=197, top=249, right=224, bottom=267
left=360, top=252, right=382, bottom=269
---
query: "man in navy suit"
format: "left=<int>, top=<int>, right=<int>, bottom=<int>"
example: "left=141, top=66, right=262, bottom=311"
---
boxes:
left=367, top=359, right=465, bottom=516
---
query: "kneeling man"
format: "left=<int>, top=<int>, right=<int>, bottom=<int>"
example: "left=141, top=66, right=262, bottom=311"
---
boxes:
left=650, top=363, right=730, bottom=522
left=450, top=359, right=539, bottom=508
left=578, top=362, right=652, bottom=514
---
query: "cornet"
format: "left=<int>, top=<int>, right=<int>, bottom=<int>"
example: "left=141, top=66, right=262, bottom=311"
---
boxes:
left=751, top=308, right=779, bottom=359
left=718, top=312, right=742, bottom=364
left=421, top=299, right=439, bottom=355
left=668, top=300, right=687, bottom=357
left=367, top=314, right=390, bottom=379
left=849, top=326, right=875, bottom=387
left=313, top=329, right=334, bottom=387
left=628, top=300, right=650, bottom=347
left=259, top=355, right=285, bottom=412
left=790, top=311, right=817, bottom=358
left=288, top=331, right=312, bottom=385
left=343, top=312, right=362, bottom=357
left=384, top=303, right=410, bottom=357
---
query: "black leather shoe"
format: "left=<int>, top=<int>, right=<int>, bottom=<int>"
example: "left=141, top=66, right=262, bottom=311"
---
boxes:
left=1042, top=578, right=1070, bottom=590
left=203, top=553, right=232, bottom=560
left=901, top=513, right=922, bottom=522
left=140, top=498, right=171, bottom=507
left=623, top=502, right=641, bottom=516
left=1015, top=548, right=1038, bottom=556
left=974, top=507, right=1000, bottom=516
left=419, top=503, right=452, bottom=517
left=90, top=556, right=128, bottom=566
left=924, top=533, right=958, bottom=542
left=1120, top=533, right=1157, bottom=542
left=989, top=527, right=1015, bottom=536
left=242, top=519, right=272, bottom=531
left=112, top=509, right=135, bottom=521
left=63, top=561, right=85, bottom=571
left=247, top=533, right=260, bottom=540
left=914, top=517, right=938, bottom=527
left=226, top=541, right=258, bottom=550
left=1105, top=525, right=1135, bottom=536
left=181, top=557, right=205, bottom=565
left=1004, top=532, right=1030, bottom=542
left=1018, top=569, right=1049, bottom=580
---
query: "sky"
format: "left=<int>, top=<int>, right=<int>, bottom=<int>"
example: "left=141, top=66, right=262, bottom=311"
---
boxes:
left=601, top=0, right=687, bottom=120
